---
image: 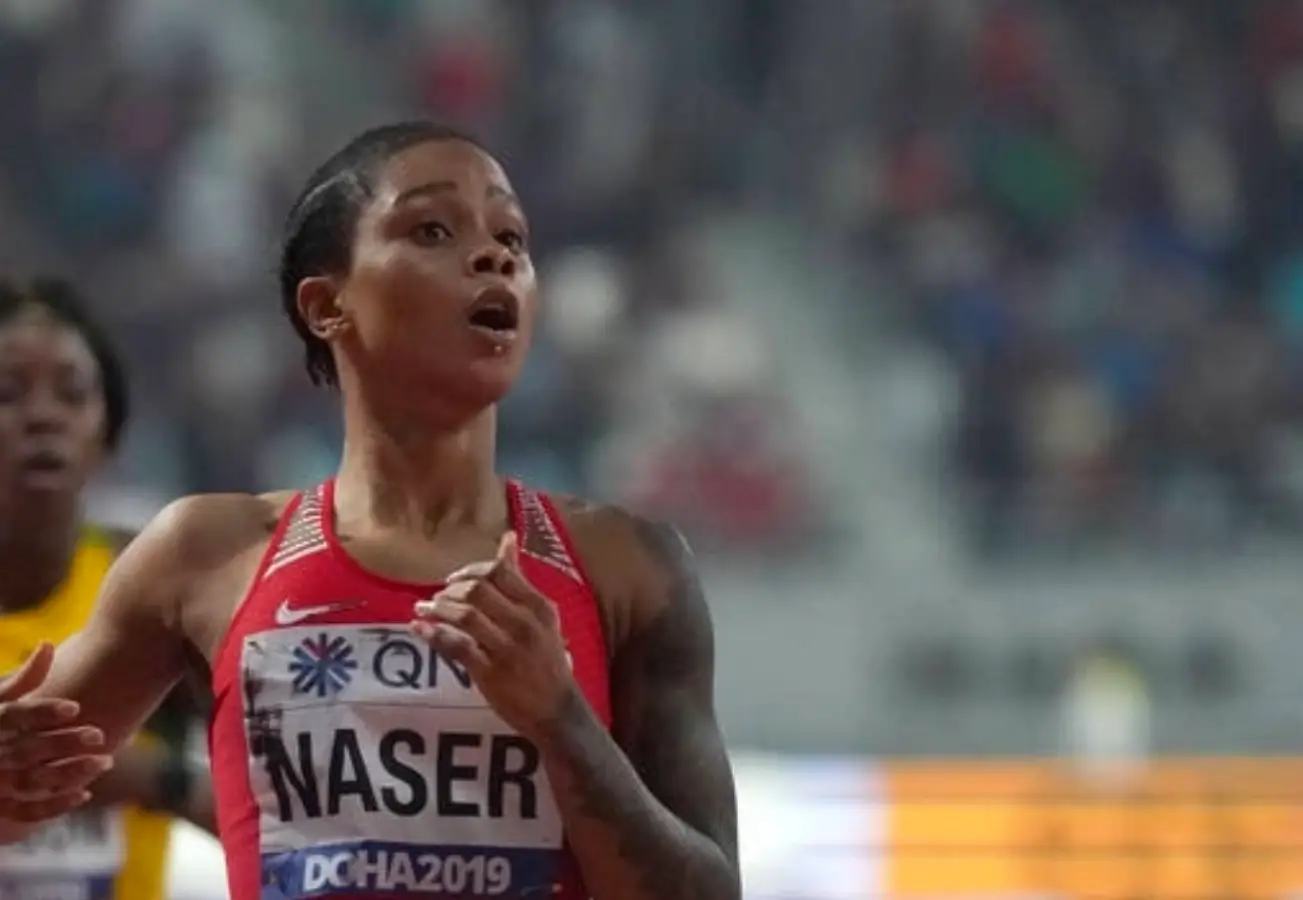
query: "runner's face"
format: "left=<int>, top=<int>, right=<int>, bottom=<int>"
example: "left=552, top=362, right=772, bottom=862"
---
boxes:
left=0, top=309, right=106, bottom=509
left=324, top=139, right=536, bottom=411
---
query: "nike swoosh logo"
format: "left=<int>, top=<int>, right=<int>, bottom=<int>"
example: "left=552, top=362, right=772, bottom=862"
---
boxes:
left=275, top=599, right=349, bottom=626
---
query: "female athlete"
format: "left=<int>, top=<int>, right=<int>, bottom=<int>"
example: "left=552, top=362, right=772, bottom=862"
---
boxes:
left=0, top=124, right=739, bottom=900
left=0, top=277, right=213, bottom=900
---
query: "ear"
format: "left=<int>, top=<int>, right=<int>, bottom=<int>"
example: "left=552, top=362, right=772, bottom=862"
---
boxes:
left=296, top=275, right=350, bottom=341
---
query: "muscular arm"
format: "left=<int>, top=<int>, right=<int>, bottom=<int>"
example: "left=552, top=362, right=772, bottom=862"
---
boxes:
left=537, top=515, right=740, bottom=900
left=90, top=740, right=216, bottom=835
left=85, top=526, right=217, bottom=833
left=37, top=504, right=200, bottom=745
left=88, top=680, right=217, bottom=834
left=1, top=500, right=212, bottom=841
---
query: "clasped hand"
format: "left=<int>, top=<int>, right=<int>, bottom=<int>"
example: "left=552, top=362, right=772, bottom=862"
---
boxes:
left=411, top=531, right=578, bottom=743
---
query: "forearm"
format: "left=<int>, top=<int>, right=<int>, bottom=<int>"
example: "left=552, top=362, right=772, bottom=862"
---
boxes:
left=536, top=695, right=739, bottom=900
left=180, top=771, right=217, bottom=835
left=88, top=744, right=161, bottom=808
left=90, top=744, right=216, bottom=835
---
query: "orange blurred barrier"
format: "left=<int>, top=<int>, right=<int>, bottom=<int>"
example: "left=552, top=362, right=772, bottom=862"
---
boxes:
left=882, top=758, right=1303, bottom=900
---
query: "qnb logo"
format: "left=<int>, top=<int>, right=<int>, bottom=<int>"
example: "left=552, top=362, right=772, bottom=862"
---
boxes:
left=289, top=633, right=358, bottom=697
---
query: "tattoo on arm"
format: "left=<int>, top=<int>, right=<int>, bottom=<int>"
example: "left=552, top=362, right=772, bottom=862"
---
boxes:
left=543, top=515, right=739, bottom=900
left=612, top=520, right=738, bottom=863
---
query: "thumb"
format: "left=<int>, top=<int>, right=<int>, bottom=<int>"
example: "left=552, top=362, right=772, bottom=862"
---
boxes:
left=0, top=642, right=53, bottom=702
left=496, top=529, right=520, bottom=568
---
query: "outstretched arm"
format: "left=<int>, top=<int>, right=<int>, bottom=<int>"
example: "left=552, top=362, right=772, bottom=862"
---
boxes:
left=537, top=518, right=740, bottom=900
left=0, top=500, right=199, bottom=841
left=73, top=525, right=217, bottom=834
left=92, top=737, right=216, bottom=835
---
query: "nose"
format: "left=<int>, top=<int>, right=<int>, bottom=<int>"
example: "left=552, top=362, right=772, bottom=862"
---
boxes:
left=21, top=389, right=68, bottom=436
left=465, top=242, right=516, bottom=279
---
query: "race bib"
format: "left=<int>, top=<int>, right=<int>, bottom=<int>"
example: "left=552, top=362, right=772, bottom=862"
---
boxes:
left=242, top=625, right=566, bottom=898
left=0, top=808, right=123, bottom=900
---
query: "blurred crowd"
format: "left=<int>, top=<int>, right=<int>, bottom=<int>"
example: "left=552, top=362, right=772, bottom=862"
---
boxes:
left=10, top=0, right=1303, bottom=562
left=0, top=0, right=818, bottom=556
left=817, top=0, right=1303, bottom=557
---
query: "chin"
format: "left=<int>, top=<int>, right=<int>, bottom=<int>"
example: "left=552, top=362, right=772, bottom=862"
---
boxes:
left=463, top=360, right=520, bottom=405
left=414, top=358, right=520, bottom=420
left=473, top=342, right=528, bottom=382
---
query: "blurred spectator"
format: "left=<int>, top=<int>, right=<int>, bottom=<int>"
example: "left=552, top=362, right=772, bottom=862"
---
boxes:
left=13, top=0, right=1303, bottom=562
left=0, top=0, right=832, bottom=559
left=824, top=0, right=1303, bottom=559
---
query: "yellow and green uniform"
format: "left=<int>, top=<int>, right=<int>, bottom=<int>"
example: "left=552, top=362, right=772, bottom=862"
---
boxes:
left=0, top=527, right=172, bottom=900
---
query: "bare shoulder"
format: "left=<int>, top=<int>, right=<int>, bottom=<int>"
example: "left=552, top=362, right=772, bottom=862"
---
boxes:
left=124, top=491, right=294, bottom=569
left=101, top=491, right=296, bottom=614
left=92, top=491, right=296, bottom=637
left=96, top=524, right=136, bottom=556
left=554, top=496, right=694, bottom=590
left=550, top=495, right=706, bottom=647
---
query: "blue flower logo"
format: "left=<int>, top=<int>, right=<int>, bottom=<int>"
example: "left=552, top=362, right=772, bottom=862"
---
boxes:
left=288, top=633, right=357, bottom=697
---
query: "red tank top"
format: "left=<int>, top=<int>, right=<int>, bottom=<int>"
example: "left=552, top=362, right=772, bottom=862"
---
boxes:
left=209, top=479, right=611, bottom=900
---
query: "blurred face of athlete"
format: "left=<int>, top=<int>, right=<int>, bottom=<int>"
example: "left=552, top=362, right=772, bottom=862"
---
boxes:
left=0, top=308, right=106, bottom=513
left=299, top=139, right=536, bottom=414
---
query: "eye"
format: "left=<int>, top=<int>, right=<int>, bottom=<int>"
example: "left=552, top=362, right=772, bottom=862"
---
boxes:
left=412, top=221, right=453, bottom=246
left=496, top=229, right=527, bottom=253
left=56, top=378, right=92, bottom=407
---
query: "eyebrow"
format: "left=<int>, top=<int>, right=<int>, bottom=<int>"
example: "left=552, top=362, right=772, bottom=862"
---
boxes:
left=393, top=180, right=519, bottom=207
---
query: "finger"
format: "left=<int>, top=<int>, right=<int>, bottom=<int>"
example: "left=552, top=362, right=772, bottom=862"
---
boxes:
left=414, top=598, right=514, bottom=655
left=2, top=753, right=113, bottom=799
left=419, top=580, right=534, bottom=642
left=409, top=621, right=491, bottom=673
left=414, top=579, right=477, bottom=615
left=0, top=643, right=53, bottom=703
left=496, top=529, right=520, bottom=568
left=0, top=726, right=105, bottom=769
left=0, top=789, right=93, bottom=823
left=418, top=579, right=528, bottom=628
left=0, top=698, right=84, bottom=736
left=485, top=564, right=558, bottom=626
left=444, top=532, right=521, bottom=584
left=445, top=560, right=495, bottom=583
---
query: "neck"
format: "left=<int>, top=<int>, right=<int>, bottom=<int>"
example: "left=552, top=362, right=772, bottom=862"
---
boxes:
left=0, top=503, right=80, bottom=613
left=335, top=391, right=504, bottom=536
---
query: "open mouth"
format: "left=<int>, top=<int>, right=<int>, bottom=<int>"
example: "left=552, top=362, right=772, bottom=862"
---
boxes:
left=467, top=287, right=521, bottom=334
left=20, top=450, right=69, bottom=473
